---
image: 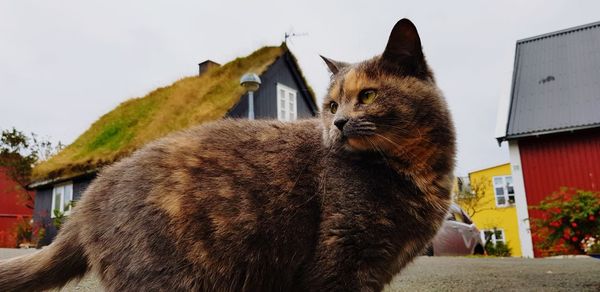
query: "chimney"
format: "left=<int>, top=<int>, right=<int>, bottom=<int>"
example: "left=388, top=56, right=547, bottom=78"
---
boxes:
left=198, top=60, right=220, bottom=76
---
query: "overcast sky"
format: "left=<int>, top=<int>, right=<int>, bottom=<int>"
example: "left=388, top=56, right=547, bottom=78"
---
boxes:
left=1, top=1, right=599, bottom=176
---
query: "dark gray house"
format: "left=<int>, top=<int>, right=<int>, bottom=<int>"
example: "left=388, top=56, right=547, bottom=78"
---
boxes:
left=228, top=51, right=317, bottom=119
left=29, top=45, right=318, bottom=245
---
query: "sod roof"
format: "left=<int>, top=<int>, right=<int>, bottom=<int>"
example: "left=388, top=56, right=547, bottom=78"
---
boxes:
left=32, top=45, right=311, bottom=183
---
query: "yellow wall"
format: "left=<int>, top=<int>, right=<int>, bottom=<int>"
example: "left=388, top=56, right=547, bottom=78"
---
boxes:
left=464, top=163, right=522, bottom=257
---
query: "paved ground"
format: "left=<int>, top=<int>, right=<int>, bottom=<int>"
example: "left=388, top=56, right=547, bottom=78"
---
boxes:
left=386, top=256, right=600, bottom=292
left=2, top=248, right=600, bottom=291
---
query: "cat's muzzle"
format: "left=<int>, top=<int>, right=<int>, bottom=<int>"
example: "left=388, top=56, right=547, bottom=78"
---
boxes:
left=339, top=119, right=377, bottom=137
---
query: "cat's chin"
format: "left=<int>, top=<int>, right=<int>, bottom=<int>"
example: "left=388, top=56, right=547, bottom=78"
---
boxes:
left=345, top=137, right=373, bottom=152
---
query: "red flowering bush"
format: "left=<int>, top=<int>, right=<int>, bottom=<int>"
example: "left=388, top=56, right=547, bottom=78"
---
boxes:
left=532, top=188, right=600, bottom=256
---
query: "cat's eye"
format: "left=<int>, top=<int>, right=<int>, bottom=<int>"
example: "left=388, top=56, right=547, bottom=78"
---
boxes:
left=358, top=89, right=377, bottom=104
left=330, top=101, right=338, bottom=114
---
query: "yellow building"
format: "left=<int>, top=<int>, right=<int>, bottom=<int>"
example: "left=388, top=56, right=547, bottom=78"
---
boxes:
left=461, top=163, right=522, bottom=257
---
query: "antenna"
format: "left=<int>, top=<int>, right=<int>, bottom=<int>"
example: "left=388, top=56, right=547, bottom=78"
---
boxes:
left=284, top=31, right=308, bottom=44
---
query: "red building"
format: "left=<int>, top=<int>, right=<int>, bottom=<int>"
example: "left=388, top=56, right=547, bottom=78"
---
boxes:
left=0, top=167, right=33, bottom=247
left=498, top=21, right=600, bottom=257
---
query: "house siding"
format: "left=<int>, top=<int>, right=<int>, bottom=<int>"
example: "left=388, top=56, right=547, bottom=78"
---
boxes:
left=33, top=186, right=54, bottom=246
left=228, top=54, right=316, bottom=119
left=73, top=179, right=91, bottom=201
left=518, top=127, right=600, bottom=257
left=0, top=168, right=33, bottom=247
left=33, top=175, right=95, bottom=245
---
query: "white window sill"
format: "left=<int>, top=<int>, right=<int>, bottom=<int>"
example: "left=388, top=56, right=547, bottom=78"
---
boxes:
left=495, top=204, right=516, bottom=209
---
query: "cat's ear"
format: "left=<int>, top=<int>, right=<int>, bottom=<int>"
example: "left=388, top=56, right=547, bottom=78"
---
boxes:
left=381, top=19, right=428, bottom=78
left=320, top=55, right=349, bottom=75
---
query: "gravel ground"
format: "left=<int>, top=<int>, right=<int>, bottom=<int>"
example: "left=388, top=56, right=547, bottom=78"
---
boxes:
left=2, top=248, right=600, bottom=291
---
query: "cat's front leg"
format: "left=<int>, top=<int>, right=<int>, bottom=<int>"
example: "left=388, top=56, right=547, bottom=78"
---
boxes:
left=307, top=218, right=397, bottom=292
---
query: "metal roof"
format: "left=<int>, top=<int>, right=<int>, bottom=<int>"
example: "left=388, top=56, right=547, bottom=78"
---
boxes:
left=499, top=21, right=600, bottom=142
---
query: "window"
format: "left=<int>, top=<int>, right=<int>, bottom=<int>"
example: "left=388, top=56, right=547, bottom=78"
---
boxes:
left=481, top=228, right=505, bottom=246
left=51, top=182, right=73, bottom=217
left=492, top=175, right=515, bottom=207
left=277, top=83, right=297, bottom=122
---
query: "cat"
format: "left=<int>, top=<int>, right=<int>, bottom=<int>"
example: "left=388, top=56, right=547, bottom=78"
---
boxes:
left=0, top=18, right=455, bottom=292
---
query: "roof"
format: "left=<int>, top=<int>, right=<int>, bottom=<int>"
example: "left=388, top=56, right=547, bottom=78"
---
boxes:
left=198, top=60, right=220, bottom=66
left=280, top=47, right=318, bottom=114
left=32, top=45, right=315, bottom=184
left=499, top=21, right=600, bottom=142
left=468, top=162, right=511, bottom=177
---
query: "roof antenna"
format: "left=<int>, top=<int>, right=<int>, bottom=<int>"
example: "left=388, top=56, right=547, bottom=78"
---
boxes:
left=284, top=31, right=308, bottom=44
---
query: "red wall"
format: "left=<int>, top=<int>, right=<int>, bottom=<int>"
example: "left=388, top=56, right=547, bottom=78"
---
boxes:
left=519, top=128, right=600, bottom=256
left=0, top=168, right=33, bottom=247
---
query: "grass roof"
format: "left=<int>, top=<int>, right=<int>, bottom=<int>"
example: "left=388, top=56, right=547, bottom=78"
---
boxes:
left=32, top=46, right=285, bottom=182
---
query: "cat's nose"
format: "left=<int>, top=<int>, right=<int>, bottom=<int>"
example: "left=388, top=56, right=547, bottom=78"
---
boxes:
left=334, top=118, right=348, bottom=131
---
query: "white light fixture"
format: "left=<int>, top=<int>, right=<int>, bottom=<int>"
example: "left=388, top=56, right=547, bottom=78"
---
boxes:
left=240, top=73, right=261, bottom=120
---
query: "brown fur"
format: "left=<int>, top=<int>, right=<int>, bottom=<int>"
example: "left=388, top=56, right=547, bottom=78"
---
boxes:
left=0, top=18, right=455, bottom=291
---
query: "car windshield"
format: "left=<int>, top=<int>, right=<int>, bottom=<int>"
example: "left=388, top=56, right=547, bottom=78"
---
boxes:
left=446, top=205, right=473, bottom=225
left=460, top=211, right=473, bottom=224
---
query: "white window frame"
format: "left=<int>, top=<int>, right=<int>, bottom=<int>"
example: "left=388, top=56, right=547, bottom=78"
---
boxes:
left=51, top=182, right=74, bottom=218
left=492, top=175, right=515, bottom=207
left=481, top=228, right=505, bottom=246
left=276, top=83, right=298, bottom=122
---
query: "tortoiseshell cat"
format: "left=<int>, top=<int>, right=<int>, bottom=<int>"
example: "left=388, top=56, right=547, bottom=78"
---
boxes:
left=0, top=19, right=455, bottom=292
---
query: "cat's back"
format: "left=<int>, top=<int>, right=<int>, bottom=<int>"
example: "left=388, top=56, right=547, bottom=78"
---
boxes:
left=89, top=118, right=324, bottom=193
left=74, top=118, right=325, bottom=291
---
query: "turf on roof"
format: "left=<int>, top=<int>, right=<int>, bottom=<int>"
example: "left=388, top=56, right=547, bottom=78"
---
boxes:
left=32, top=46, right=284, bottom=182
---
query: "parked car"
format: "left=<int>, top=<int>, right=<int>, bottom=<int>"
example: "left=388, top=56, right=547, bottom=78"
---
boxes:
left=425, top=204, right=485, bottom=256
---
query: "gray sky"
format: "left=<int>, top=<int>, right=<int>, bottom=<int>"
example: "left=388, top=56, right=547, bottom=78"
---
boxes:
left=1, top=0, right=599, bottom=176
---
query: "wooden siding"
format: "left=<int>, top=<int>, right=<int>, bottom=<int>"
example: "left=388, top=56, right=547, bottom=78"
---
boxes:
left=519, top=127, right=600, bottom=256
left=0, top=168, right=33, bottom=247
left=228, top=53, right=317, bottom=119
left=32, top=186, right=54, bottom=246
left=33, top=175, right=95, bottom=245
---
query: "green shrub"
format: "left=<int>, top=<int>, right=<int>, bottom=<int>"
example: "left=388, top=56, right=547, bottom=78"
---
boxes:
left=485, top=240, right=512, bottom=257
left=15, top=217, right=33, bottom=246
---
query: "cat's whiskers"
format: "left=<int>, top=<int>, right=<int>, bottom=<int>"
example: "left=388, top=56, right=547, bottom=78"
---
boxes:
left=376, top=124, right=411, bottom=135
left=365, top=137, right=392, bottom=170
left=386, top=131, right=434, bottom=151
left=375, top=121, right=434, bottom=148
left=385, top=130, right=432, bottom=144
left=383, top=131, right=437, bottom=172
left=373, top=132, right=422, bottom=164
left=373, top=133, right=403, bottom=151
left=379, top=128, right=411, bottom=136
left=374, top=116, right=424, bottom=132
